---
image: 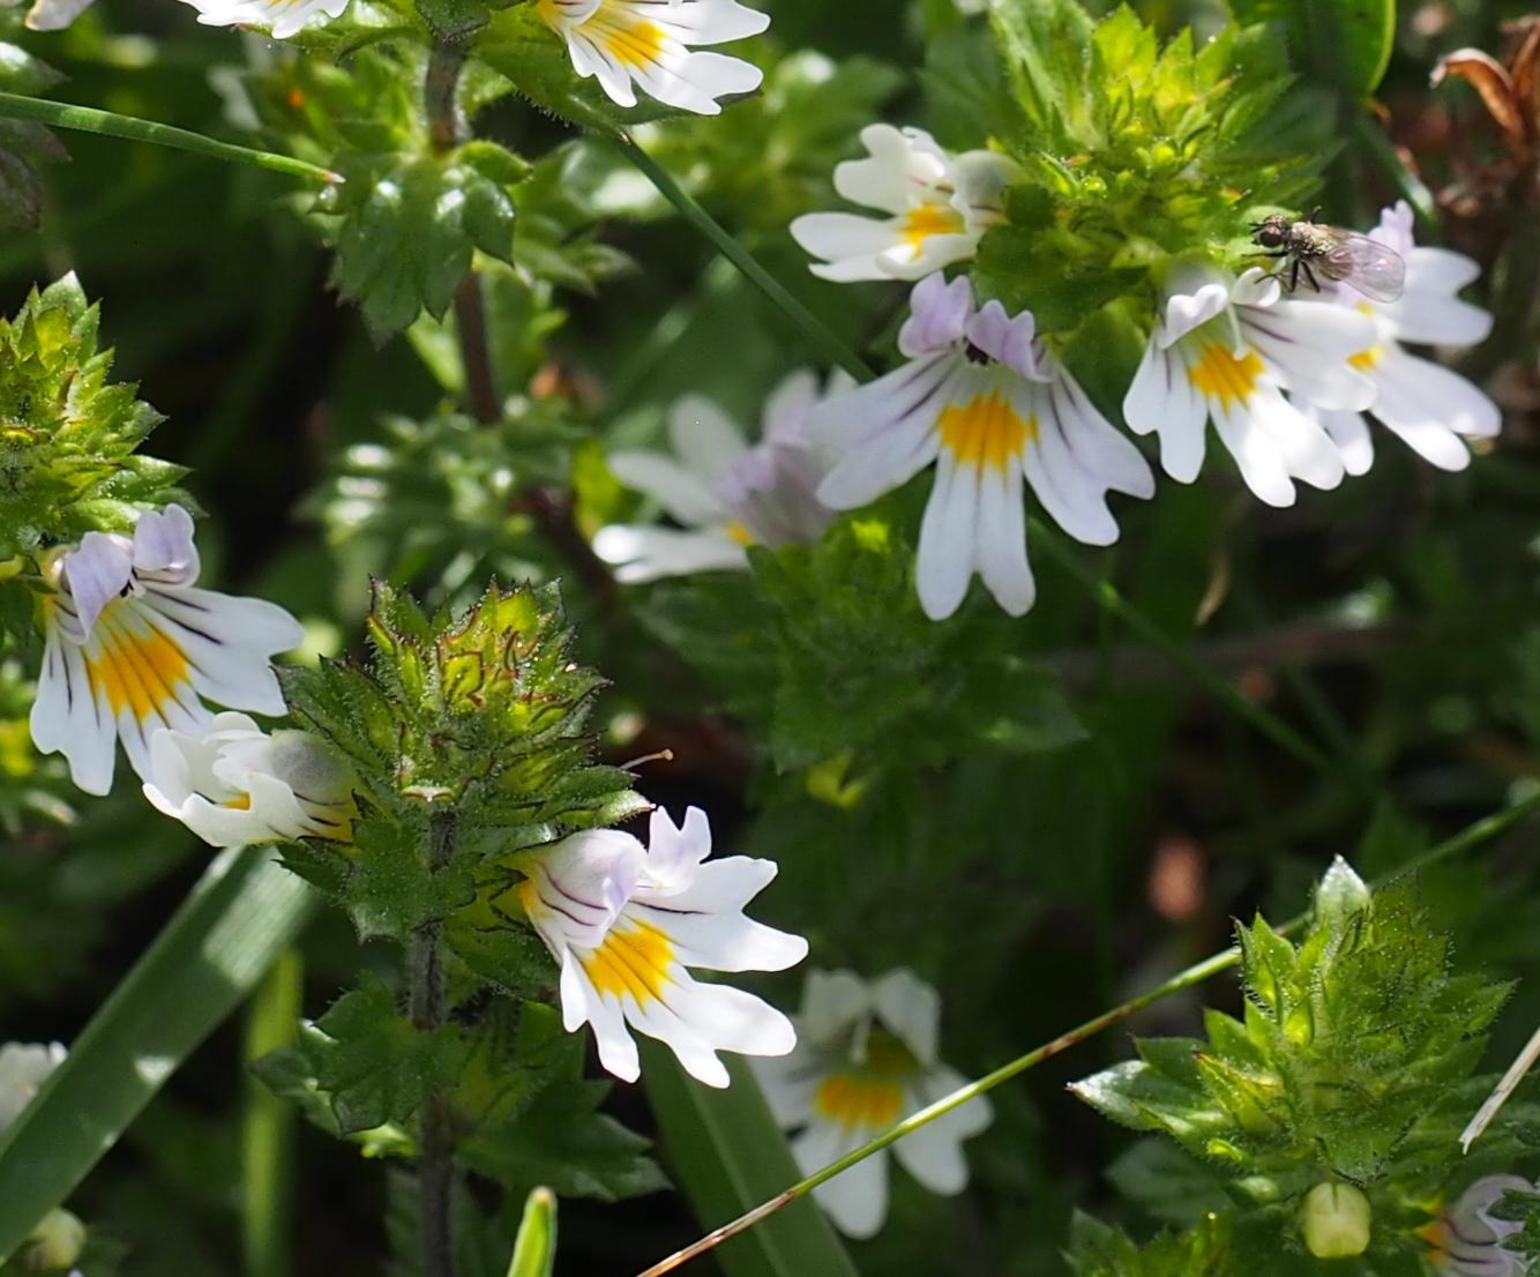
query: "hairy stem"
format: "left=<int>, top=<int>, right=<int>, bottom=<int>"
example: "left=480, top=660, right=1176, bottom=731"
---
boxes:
left=633, top=791, right=1540, bottom=1277
left=411, top=808, right=458, bottom=1277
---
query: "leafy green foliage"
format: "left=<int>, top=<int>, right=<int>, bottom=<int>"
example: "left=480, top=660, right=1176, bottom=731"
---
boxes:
left=640, top=511, right=1086, bottom=772
left=0, top=13, right=66, bottom=233
left=1072, top=860, right=1519, bottom=1267
left=457, top=1004, right=666, bottom=1201
left=976, top=1, right=1330, bottom=337
left=1065, top=1210, right=1235, bottom=1277
left=1230, top=0, right=1396, bottom=98
left=295, top=976, right=467, bottom=1135
left=217, top=44, right=530, bottom=339
left=0, top=274, right=187, bottom=565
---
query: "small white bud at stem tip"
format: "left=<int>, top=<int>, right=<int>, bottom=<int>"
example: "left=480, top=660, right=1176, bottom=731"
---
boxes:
left=1301, top=1182, right=1372, bottom=1259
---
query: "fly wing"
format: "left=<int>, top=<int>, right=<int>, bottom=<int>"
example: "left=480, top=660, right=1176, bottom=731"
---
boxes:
left=1320, top=230, right=1407, bottom=304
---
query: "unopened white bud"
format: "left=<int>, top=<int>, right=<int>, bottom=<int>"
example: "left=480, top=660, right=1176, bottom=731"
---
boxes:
left=1301, top=1182, right=1371, bottom=1259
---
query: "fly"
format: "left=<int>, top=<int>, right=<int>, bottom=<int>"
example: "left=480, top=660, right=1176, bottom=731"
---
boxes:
left=1251, top=210, right=1406, bottom=304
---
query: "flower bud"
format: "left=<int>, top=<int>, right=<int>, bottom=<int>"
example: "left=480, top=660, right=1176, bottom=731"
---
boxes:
left=1301, top=1182, right=1372, bottom=1258
left=26, top=1207, right=85, bottom=1271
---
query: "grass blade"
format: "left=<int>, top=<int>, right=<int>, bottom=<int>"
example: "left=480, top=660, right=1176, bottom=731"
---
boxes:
left=0, top=845, right=318, bottom=1263
left=640, top=1045, right=858, bottom=1277
left=0, top=92, right=342, bottom=184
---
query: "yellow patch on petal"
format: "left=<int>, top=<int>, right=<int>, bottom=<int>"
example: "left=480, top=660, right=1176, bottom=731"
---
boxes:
left=224, top=793, right=253, bottom=811
left=592, top=6, right=667, bottom=68
left=85, top=612, right=190, bottom=721
left=814, top=1075, right=905, bottom=1131
left=1188, top=343, right=1264, bottom=410
left=583, top=919, right=674, bottom=1006
left=902, top=203, right=965, bottom=250
left=724, top=521, right=756, bottom=548
left=937, top=389, right=1035, bottom=473
left=1348, top=345, right=1384, bottom=371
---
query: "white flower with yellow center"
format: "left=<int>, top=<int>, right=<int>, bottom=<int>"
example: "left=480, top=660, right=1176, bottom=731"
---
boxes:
left=537, top=0, right=769, bottom=116
left=1123, top=265, right=1379, bottom=506
left=594, top=370, right=839, bottom=582
left=29, top=505, right=304, bottom=797
left=0, top=1041, right=64, bottom=1133
left=808, top=271, right=1155, bottom=621
left=520, top=805, right=807, bottom=1088
left=1419, top=1175, right=1534, bottom=1276
left=1304, top=201, right=1498, bottom=475
left=178, top=0, right=350, bottom=39
left=143, top=713, right=358, bottom=847
left=752, top=969, right=993, bottom=1240
left=791, top=125, right=1016, bottom=283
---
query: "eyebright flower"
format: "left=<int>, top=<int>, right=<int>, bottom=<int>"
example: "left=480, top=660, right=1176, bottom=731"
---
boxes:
left=1304, top=201, right=1499, bottom=475
left=1420, top=1175, right=1535, bottom=1276
left=809, top=272, right=1155, bottom=621
left=1123, top=265, right=1378, bottom=507
left=752, top=969, right=993, bottom=1239
left=594, top=370, right=839, bottom=582
left=537, top=0, right=769, bottom=116
left=520, top=805, right=807, bottom=1088
left=142, top=714, right=357, bottom=848
left=177, top=0, right=349, bottom=39
left=30, top=505, right=304, bottom=797
left=791, top=125, right=1016, bottom=283
left=0, top=1041, right=64, bottom=1133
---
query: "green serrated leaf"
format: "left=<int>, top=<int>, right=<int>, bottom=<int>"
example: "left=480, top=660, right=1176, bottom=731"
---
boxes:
left=304, top=975, right=469, bottom=1135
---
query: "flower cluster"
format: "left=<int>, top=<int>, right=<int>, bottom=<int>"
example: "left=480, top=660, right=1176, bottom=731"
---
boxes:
left=596, top=117, right=1498, bottom=624
left=754, top=968, right=993, bottom=1238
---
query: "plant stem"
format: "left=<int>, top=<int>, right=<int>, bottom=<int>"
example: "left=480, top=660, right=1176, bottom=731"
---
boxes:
left=411, top=807, right=458, bottom=1277
left=0, top=92, right=341, bottom=184
left=611, top=133, right=877, bottom=384
left=243, top=949, right=304, bottom=1277
left=633, top=790, right=1540, bottom=1277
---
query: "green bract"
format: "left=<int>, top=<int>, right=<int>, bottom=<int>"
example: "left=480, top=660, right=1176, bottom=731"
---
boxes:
left=1072, top=860, right=1528, bottom=1273
left=967, top=1, right=1331, bottom=342
left=0, top=274, right=187, bottom=564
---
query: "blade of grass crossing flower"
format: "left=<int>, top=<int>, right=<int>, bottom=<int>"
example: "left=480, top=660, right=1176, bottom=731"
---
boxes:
left=0, top=846, right=318, bottom=1264
left=0, top=92, right=342, bottom=183
left=505, top=1188, right=558, bottom=1277
left=640, top=1044, right=859, bottom=1277
left=611, top=134, right=875, bottom=385
left=634, top=791, right=1540, bottom=1277
left=243, top=948, right=305, bottom=1277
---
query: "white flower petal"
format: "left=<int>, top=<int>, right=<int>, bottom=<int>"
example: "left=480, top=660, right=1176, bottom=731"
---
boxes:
left=1372, top=347, right=1501, bottom=466
left=29, top=624, right=116, bottom=796
left=973, top=457, right=1034, bottom=615
left=915, top=455, right=977, bottom=621
left=898, top=274, right=974, bottom=358
left=666, top=395, right=748, bottom=488
left=1052, top=371, right=1156, bottom=499
left=141, top=587, right=303, bottom=716
left=834, top=124, right=948, bottom=214
left=1309, top=407, right=1375, bottom=476
left=810, top=359, right=952, bottom=509
left=607, top=451, right=728, bottom=526
left=1247, top=386, right=1346, bottom=491
left=892, top=1067, right=992, bottom=1194
left=1124, top=338, right=1206, bottom=482
left=131, top=504, right=199, bottom=586
left=811, top=1129, right=889, bottom=1239
left=870, top=969, right=941, bottom=1068
left=1242, top=299, right=1377, bottom=411
left=593, top=524, right=748, bottom=582
left=61, top=532, right=134, bottom=639
left=799, top=969, right=872, bottom=1046
left=1212, top=396, right=1297, bottom=507
left=751, top=1054, right=821, bottom=1127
